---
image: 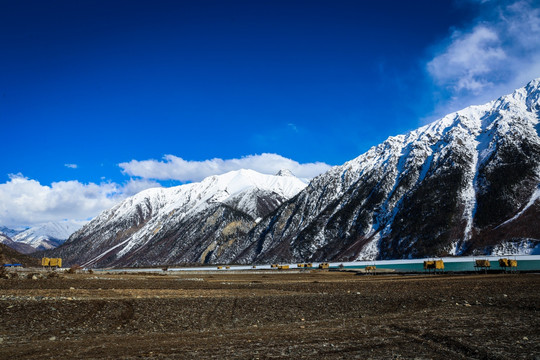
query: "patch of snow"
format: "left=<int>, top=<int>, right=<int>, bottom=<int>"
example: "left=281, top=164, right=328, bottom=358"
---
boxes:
left=490, top=239, right=540, bottom=256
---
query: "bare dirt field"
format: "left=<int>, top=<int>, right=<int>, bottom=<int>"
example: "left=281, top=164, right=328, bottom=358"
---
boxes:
left=0, top=270, right=538, bottom=359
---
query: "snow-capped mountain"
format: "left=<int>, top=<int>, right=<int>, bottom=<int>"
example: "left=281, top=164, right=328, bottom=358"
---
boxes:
left=12, top=220, right=86, bottom=253
left=0, top=226, right=23, bottom=238
left=50, top=169, right=306, bottom=267
left=224, top=78, right=540, bottom=263
left=0, top=233, right=36, bottom=255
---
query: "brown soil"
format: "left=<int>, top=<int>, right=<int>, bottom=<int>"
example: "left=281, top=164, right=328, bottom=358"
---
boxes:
left=0, top=270, right=538, bottom=359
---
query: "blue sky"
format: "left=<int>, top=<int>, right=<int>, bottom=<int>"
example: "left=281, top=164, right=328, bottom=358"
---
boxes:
left=1, top=0, right=539, bottom=227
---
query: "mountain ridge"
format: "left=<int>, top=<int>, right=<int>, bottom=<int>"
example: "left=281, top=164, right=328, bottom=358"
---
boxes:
left=50, top=78, right=540, bottom=267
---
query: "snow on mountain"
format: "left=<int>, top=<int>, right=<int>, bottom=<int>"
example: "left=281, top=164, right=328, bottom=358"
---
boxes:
left=226, top=78, right=540, bottom=263
left=50, top=169, right=306, bottom=267
left=0, top=233, right=36, bottom=254
left=0, top=226, right=23, bottom=238
left=13, top=220, right=87, bottom=252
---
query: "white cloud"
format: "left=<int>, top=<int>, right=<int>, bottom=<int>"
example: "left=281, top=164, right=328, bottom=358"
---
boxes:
left=119, top=153, right=332, bottom=182
left=428, top=26, right=506, bottom=93
left=1, top=154, right=329, bottom=228
left=0, top=174, right=160, bottom=228
left=64, top=163, right=78, bottom=169
left=426, top=0, right=540, bottom=116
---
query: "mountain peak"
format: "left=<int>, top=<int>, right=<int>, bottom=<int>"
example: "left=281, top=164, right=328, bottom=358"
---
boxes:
left=276, top=169, right=296, bottom=177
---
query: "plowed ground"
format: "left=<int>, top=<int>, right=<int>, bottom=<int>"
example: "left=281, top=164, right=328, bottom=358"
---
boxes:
left=0, top=270, right=538, bottom=359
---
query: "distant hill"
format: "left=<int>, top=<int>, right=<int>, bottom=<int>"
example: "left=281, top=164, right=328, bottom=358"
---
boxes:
left=0, top=243, right=41, bottom=267
left=0, top=226, right=23, bottom=238
left=12, top=220, right=86, bottom=253
left=0, top=234, right=36, bottom=254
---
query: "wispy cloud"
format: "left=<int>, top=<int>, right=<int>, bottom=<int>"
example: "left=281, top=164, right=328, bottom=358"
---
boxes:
left=119, top=153, right=332, bottom=182
left=64, top=163, right=78, bottom=169
left=0, top=174, right=160, bottom=228
left=288, top=123, right=299, bottom=132
left=426, top=0, right=540, bottom=117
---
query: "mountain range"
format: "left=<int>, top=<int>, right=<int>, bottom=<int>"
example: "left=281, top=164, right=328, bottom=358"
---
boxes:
left=0, top=221, right=85, bottom=254
left=49, top=78, right=540, bottom=267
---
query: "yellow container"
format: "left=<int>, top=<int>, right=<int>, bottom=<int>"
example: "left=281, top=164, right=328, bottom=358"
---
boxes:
left=475, top=259, right=491, bottom=268
left=42, top=257, right=50, bottom=267
left=305, top=263, right=313, bottom=268
left=297, top=263, right=304, bottom=268
left=278, top=265, right=289, bottom=270
left=499, top=258, right=518, bottom=268
left=217, top=266, right=223, bottom=269
left=318, top=262, right=329, bottom=269
left=365, top=265, right=376, bottom=271
left=435, top=260, right=444, bottom=270
left=498, top=258, right=510, bottom=267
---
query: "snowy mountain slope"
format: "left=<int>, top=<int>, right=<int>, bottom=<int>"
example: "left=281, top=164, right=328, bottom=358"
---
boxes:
left=0, top=233, right=36, bottom=254
left=12, top=220, right=86, bottom=252
left=0, top=226, right=23, bottom=238
left=50, top=169, right=306, bottom=267
left=226, top=78, right=540, bottom=263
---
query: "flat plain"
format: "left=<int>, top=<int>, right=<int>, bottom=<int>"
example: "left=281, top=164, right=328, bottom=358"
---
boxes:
left=0, top=270, right=538, bottom=359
